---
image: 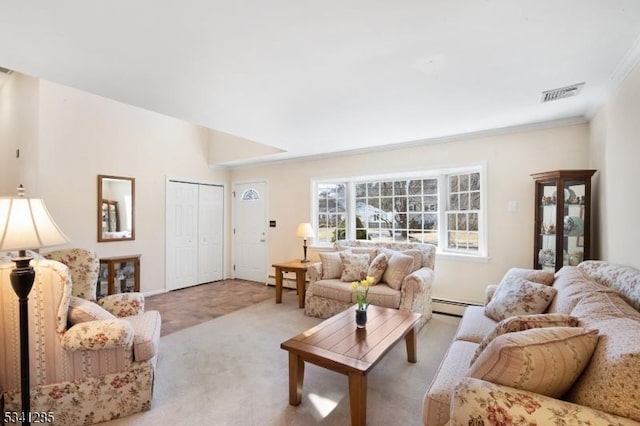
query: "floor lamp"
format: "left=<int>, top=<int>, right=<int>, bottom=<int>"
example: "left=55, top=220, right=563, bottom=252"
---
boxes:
left=0, top=186, right=69, bottom=426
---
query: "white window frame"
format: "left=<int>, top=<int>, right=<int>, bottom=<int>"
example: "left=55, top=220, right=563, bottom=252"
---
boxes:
left=310, top=163, right=488, bottom=260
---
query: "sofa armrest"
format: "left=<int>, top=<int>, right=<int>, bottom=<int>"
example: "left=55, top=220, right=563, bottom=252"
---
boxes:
left=450, top=378, right=640, bottom=426
left=399, top=267, right=433, bottom=321
left=306, top=262, right=323, bottom=284
left=63, top=319, right=133, bottom=351
left=98, top=292, right=145, bottom=317
left=484, top=284, right=498, bottom=305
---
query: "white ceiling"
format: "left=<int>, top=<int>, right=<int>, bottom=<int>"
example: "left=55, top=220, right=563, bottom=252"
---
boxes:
left=1, top=1, right=640, bottom=166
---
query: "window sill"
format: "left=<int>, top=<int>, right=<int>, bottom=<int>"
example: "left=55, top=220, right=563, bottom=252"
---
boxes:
left=436, top=251, right=489, bottom=263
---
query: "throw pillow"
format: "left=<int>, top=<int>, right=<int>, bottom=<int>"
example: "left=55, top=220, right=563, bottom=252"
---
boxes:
left=381, top=251, right=414, bottom=290
left=498, top=267, right=555, bottom=287
left=68, top=296, right=116, bottom=325
left=339, top=252, right=370, bottom=282
left=484, top=277, right=557, bottom=321
left=367, top=253, right=388, bottom=285
left=319, top=252, right=344, bottom=279
left=379, top=247, right=422, bottom=272
left=468, top=327, right=599, bottom=398
left=470, top=313, right=580, bottom=366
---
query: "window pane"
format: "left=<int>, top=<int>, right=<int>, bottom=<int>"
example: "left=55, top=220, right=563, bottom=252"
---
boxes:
left=424, top=195, right=438, bottom=212
left=408, top=214, right=422, bottom=230
left=469, top=213, right=478, bottom=231
left=394, top=197, right=407, bottom=212
left=448, top=213, right=456, bottom=230
left=368, top=198, right=380, bottom=209
left=457, top=213, right=467, bottom=231
left=471, top=192, right=480, bottom=210
left=408, top=180, right=422, bottom=195
left=424, top=213, right=438, bottom=230
left=394, top=181, right=406, bottom=196
left=423, top=179, right=437, bottom=195
left=368, top=182, right=379, bottom=197
left=379, top=197, right=392, bottom=211
left=448, top=231, right=457, bottom=249
left=470, top=173, right=480, bottom=191
left=380, top=182, right=393, bottom=196
left=460, top=174, right=469, bottom=192
left=449, top=194, right=459, bottom=210
left=460, top=193, right=469, bottom=211
left=356, top=183, right=366, bottom=197
left=449, top=175, right=458, bottom=192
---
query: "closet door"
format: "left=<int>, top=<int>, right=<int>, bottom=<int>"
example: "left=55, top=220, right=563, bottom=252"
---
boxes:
left=198, top=184, right=224, bottom=283
left=166, top=181, right=199, bottom=291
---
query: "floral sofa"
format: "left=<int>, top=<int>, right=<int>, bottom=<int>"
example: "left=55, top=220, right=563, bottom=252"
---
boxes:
left=0, top=249, right=161, bottom=425
left=423, top=261, right=640, bottom=425
left=305, top=239, right=436, bottom=329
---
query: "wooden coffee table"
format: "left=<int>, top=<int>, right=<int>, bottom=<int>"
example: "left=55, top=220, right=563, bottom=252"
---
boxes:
left=280, top=305, right=422, bottom=426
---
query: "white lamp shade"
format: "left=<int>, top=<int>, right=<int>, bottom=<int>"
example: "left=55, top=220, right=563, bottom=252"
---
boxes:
left=295, top=223, right=315, bottom=239
left=0, top=197, right=69, bottom=251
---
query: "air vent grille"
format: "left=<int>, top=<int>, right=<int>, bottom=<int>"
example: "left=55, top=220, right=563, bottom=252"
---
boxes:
left=541, top=82, right=585, bottom=102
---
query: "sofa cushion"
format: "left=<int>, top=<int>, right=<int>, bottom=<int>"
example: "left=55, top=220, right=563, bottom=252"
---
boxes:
left=365, top=283, right=402, bottom=309
left=424, top=340, right=478, bottom=426
left=468, top=327, right=599, bottom=398
left=339, top=252, right=370, bottom=281
left=319, top=252, right=344, bottom=279
left=565, top=295, right=640, bottom=422
left=367, top=253, right=388, bottom=285
left=380, top=247, right=422, bottom=272
left=577, top=261, right=640, bottom=311
left=309, top=279, right=354, bottom=303
left=470, top=313, right=580, bottom=366
left=484, top=278, right=557, bottom=321
left=350, top=247, right=378, bottom=263
left=547, top=266, right=617, bottom=314
left=382, top=251, right=414, bottom=290
left=454, top=306, right=498, bottom=343
left=68, top=296, right=117, bottom=325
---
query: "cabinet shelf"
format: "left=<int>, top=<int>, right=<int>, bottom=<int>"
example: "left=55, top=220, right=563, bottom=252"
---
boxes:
left=531, top=170, right=596, bottom=272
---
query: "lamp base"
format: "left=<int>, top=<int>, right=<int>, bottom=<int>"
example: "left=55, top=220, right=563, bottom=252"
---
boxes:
left=301, top=240, right=310, bottom=263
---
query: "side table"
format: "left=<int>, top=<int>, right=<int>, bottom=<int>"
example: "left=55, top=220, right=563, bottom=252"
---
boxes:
left=272, top=260, right=316, bottom=309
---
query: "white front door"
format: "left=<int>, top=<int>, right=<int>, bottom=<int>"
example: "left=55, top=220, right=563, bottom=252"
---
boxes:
left=166, top=181, right=198, bottom=291
left=233, top=181, right=267, bottom=282
left=198, top=184, right=224, bottom=283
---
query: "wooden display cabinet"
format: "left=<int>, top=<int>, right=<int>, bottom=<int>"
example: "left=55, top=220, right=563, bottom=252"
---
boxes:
left=98, top=254, right=141, bottom=298
left=531, top=170, right=596, bottom=272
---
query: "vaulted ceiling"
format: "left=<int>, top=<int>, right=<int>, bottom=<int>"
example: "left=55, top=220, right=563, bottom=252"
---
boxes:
left=1, top=1, right=639, bottom=165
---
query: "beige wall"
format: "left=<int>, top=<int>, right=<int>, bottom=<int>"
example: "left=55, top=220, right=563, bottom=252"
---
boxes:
left=1, top=75, right=231, bottom=294
left=589, top=61, right=640, bottom=269
left=232, top=123, right=590, bottom=304
left=0, top=73, right=40, bottom=195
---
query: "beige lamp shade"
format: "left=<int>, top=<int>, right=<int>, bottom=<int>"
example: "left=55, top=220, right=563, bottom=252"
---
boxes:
left=295, top=223, right=315, bottom=239
left=0, top=196, right=69, bottom=251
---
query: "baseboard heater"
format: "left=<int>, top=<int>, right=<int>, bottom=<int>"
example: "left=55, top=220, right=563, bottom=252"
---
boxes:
left=432, top=297, right=482, bottom=317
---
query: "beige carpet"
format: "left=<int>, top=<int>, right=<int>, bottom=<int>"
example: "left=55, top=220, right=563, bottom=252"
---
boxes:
left=104, top=292, right=460, bottom=426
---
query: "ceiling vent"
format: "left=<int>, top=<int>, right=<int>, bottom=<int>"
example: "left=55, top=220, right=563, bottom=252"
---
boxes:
left=541, top=82, right=585, bottom=102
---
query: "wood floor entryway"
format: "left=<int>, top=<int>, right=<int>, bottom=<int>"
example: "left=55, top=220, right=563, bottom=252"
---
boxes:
left=146, top=280, right=285, bottom=336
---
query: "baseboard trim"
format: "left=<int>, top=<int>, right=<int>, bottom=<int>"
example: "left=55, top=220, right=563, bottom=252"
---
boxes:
left=432, top=297, right=481, bottom=317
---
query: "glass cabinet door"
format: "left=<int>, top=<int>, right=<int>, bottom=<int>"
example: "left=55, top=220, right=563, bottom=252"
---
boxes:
left=532, top=170, right=595, bottom=272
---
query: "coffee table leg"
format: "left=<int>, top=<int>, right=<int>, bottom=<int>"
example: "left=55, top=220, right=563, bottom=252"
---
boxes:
left=348, top=373, right=367, bottom=426
left=296, top=271, right=305, bottom=308
left=405, top=326, right=417, bottom=363
left=288, top=352, right=304, bottom=406
left=275, top=267, right=283, bottom=303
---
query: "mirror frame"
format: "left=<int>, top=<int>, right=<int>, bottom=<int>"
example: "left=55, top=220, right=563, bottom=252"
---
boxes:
left=97, top=174, right=135, bottom=242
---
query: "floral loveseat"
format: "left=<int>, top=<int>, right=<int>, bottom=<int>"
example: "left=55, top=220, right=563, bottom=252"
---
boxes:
left=0, top=249, right=161, bottom=425
left=423, top=261, right=640, bottom=425
left=305, top=239, right=436, bottom=329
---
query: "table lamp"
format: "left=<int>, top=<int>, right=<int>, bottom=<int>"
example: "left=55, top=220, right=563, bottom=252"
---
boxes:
left=0, top=185, right=69, bottom=425
left=295, top=223, right=315, bottom=263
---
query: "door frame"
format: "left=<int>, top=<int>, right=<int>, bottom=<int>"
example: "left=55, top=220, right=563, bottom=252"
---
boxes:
left=166, top=176, right=227, bottom=290
left=232, top=178, right=269, bottom=282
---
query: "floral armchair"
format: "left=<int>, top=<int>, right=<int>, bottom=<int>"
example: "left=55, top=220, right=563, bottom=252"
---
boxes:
left=0, top=250, right=161, bottom=425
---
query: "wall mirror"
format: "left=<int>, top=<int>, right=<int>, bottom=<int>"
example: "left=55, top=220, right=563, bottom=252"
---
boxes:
left=97, top=175, right=135, bottom=242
